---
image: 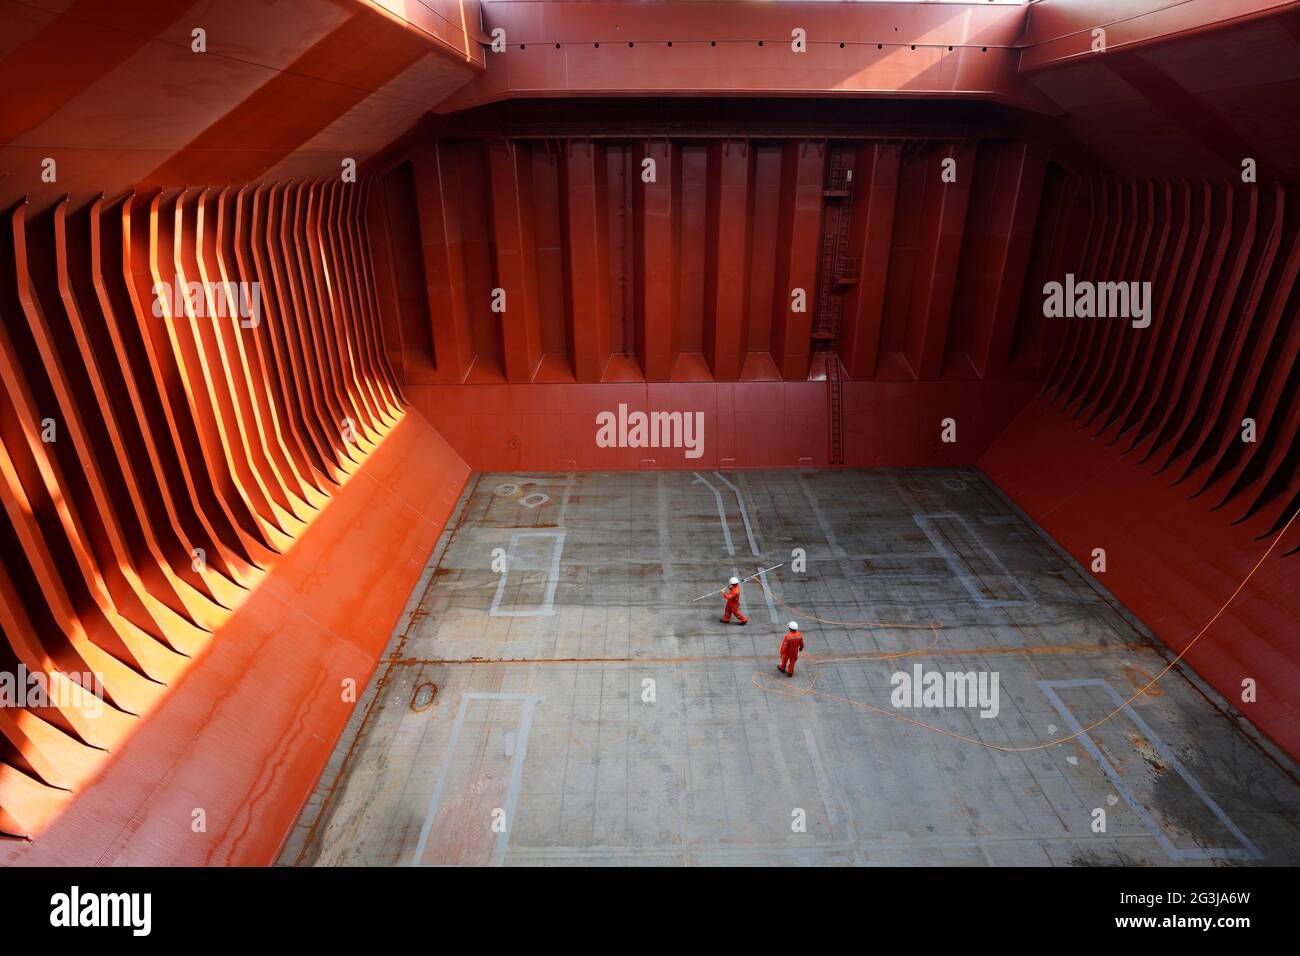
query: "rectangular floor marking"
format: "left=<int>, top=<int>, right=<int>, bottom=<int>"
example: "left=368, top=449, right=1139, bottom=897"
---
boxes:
left=914, top=512, right=1032, bottom=608
left=411, top=692, right=543, bottom=866
left=490, top=530, right=565, bottom=617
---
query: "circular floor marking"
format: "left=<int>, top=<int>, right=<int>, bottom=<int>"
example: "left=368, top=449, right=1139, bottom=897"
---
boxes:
left=410, top=681, right=438, bottom=713
left=519, top=493, right=550, bottom=509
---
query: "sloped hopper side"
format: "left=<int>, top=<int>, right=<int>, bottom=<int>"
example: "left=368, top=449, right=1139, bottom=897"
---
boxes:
left=982, top=178, right=1300, bottom=761
left=0, top=182, right=470, bottom=863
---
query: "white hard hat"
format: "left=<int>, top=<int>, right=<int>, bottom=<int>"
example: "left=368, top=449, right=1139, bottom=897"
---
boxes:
left=788, top=621, right=799, bottom=630
left=729, top=577, right=740, bottom=585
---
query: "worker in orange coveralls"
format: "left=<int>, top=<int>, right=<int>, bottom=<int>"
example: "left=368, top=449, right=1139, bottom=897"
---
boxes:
left=720, top=576, right=748, bottom=625
left=778, top=622, right=804, bottom=677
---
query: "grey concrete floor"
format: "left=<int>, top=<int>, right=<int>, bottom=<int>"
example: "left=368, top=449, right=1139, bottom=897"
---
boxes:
left=279, top=469, right=1300, bottom=867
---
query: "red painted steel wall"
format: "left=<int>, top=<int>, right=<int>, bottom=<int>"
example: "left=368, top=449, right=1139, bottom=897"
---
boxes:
left=1018, top=4, right=1300, bottom=184
left=982, top=175, right=1299, bottom=757
left=0, top=0, right=484, bottom=215
left=443, top=0, right=1049, bottom=112
left=0, top=183, right=470, bottom=859
left=372, top=126, right=1063, bottom=387
left=405, top=379, right=1036, bottom=470
left=367, top=120, right=1061, bottom=469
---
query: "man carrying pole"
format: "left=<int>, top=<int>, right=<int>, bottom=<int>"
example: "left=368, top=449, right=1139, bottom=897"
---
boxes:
left=688, top=564, right=783, bottom=626
left=720, top=576, right=748, bottom=625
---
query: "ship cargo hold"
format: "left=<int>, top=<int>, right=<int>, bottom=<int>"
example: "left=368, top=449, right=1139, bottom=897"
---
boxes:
left=0, top=0, right=1297, bottom=869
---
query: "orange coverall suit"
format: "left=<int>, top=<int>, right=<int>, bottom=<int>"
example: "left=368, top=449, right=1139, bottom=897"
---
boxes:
left=721, top=583, right=747, bottom=624
left=779, top=631, right=805, bottom=675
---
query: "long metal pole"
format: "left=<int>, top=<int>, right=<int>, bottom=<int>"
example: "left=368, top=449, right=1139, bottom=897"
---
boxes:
left=689, top=563, right=786, bottom=603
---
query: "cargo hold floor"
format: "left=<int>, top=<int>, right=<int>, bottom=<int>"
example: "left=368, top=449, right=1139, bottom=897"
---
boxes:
left=281, top=470, right=1300, bottom=866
